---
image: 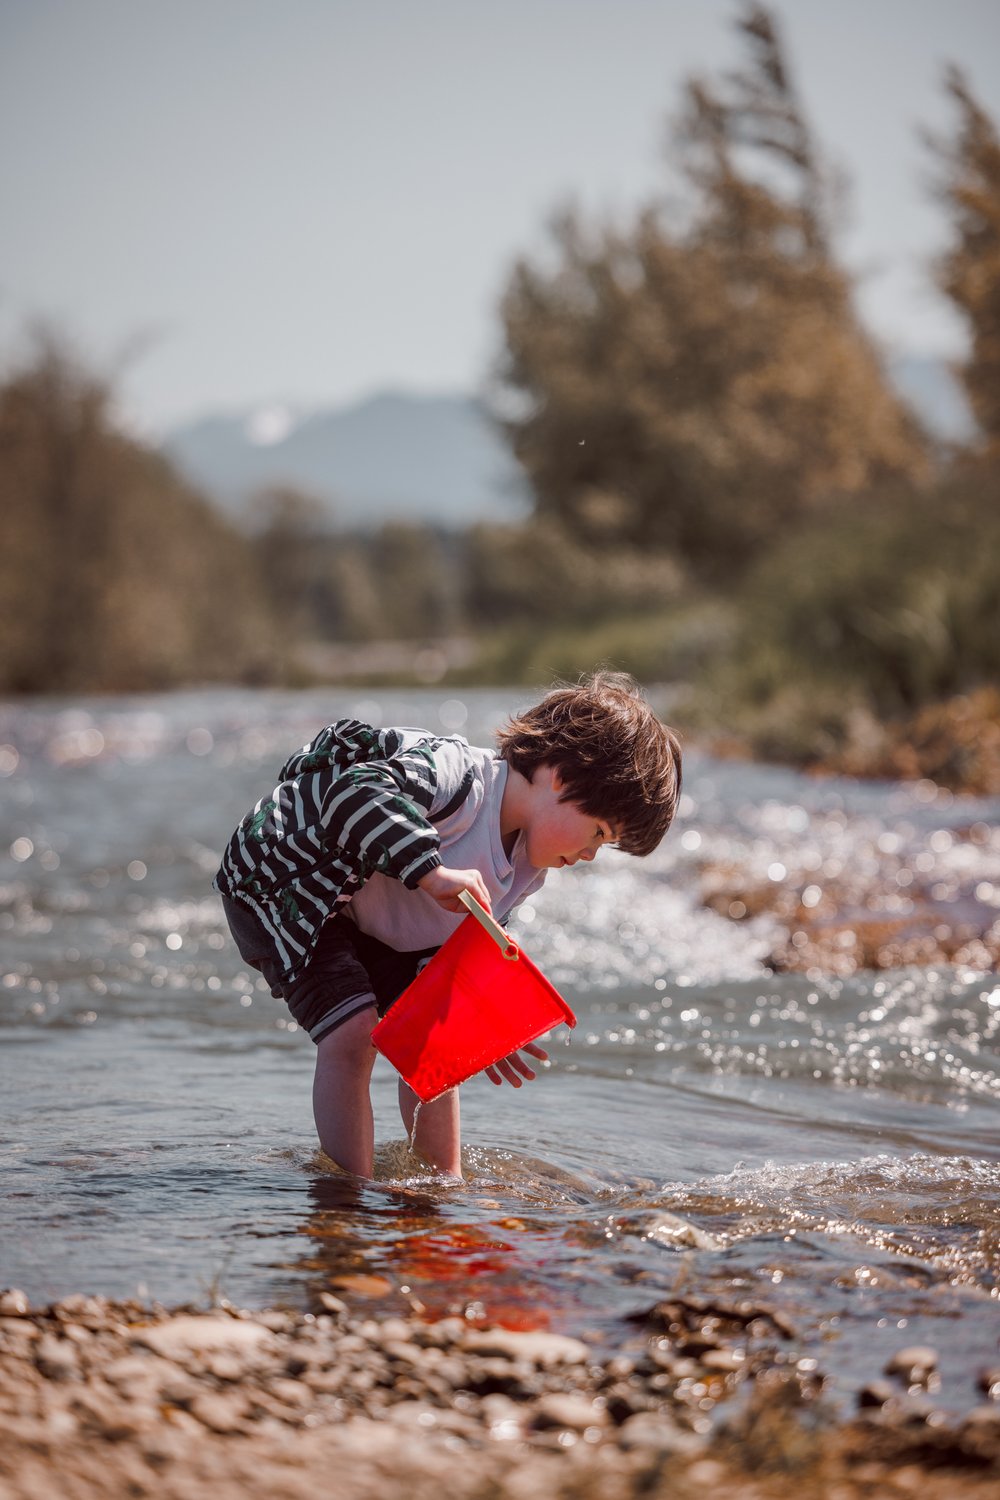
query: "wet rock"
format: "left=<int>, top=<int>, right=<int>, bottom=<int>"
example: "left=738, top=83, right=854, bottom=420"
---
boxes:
left=383, top=1399, right=442, bottom=1430
left=34, top=1334, right=80, bottom=1381
left=533, top=1392, right=607, bottom=1432
left=381, top=1338, right=428, bottom=1368
left=463, top=1329, right=589, bottom=1367
left=102, top=1353, right=174, bottom=1392
left=302, top=1368, right=344, bottom=1397
left=159, top=1370, right=201, bottom=1406
left=421, top=1317, right=468, bottom=1348
left=480, top=1392, right=525, bottom=1439
left=602, top=1383, right=653, bottom=1423
left=462, top=1356, right=534, bottom=1397
left=266, top=1376, right=313, bottom=1408
left=700, top=1347, right=746, bottom=1375
left=0, top=1289, right=30, bottom=1317
left=189, top=1392, right=249, bottom=1434
left=858, top=1379, right=896, bottom=1409
left=977, top=1366, right=1000, bottom=1400
left=52, top=1295, right=108, bottom=1326
left=134, top=1315, right=272, bottom=1359
left=316, top=1292, right=348, bottom=1317
left=885, top=1346, right=939, bottom=1385
left=617, top=1410, right=705, bottom=1454
left=206, top=1351, right=251, bottom=1382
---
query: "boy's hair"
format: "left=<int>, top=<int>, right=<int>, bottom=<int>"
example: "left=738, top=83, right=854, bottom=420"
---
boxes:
left=496, top=672, right=682, bottom=857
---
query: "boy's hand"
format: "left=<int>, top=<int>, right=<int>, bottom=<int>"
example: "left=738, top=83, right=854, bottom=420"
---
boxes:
left=484, top=1042, right=549, bottom=1088
left=418, top=865, right=492, bottom=914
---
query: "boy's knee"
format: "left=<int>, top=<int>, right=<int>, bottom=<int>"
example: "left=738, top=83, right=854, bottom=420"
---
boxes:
left=316, top=1006, right=378, bottom=1070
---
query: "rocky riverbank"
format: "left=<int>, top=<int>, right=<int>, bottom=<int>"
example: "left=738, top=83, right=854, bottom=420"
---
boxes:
left=698, top=810, right=999, bottom=977
left=2, top=1290, right=998, bottom=1500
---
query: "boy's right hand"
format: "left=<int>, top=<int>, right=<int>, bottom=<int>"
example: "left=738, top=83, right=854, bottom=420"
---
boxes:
left=417, top=865, right=492, bottom=914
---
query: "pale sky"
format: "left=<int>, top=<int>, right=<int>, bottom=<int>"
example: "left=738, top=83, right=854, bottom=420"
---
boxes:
left=2, top=0, right=998, bottom=434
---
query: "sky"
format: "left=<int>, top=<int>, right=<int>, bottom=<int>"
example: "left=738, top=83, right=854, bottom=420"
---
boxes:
left=2, top=0, right=999, bottom=434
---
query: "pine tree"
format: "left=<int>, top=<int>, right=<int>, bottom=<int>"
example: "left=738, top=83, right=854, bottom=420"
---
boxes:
left=496, top=6, right=926, bottom=578
left=931, top=67, right=1000, bottom=455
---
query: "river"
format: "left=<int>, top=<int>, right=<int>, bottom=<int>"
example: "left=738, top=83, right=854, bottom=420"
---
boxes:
left=2, top=686, right=998, bottom=1419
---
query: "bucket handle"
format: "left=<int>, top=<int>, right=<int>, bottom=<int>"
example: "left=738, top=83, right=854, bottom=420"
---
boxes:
left=458, top=889, right=519, bottom=959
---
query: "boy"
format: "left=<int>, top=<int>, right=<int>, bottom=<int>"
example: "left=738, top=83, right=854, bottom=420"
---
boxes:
left=214, top=672, right=681, bottom=1179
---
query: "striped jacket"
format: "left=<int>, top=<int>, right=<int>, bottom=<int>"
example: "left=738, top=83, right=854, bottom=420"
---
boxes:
left=213, top=719, right=477, bottom=981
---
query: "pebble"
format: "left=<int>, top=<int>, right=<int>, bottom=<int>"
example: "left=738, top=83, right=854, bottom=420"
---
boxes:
left=3, top=1292, right=998, bottom=1499
left=977, top=1367, right=1000, bottom=1400
left=885, top=1346, right=939, bottom=1385
left=618, top=1410, right=705, bottom=1454
left=700, top=1347, right=745, bottom=1374
left=858, top=1379, right=896, bottom=1409
left=463, top=1329, right=590, bottom=1367
left=34, top=1333, right=80, bottom=1381
left=135, top=1315, right=272, bottom=1358
left=0, top=1289, right=30, bottom=1317
left=533, top=1392, right=607, bottom=1431
left=189, top=1393, right=248, bottom=1434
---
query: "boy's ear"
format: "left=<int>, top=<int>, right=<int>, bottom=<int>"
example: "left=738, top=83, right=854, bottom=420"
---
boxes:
left=533, top=762, right=561, bottom=792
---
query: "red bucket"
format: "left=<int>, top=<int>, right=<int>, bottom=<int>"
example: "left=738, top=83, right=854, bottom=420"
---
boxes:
left=371, top=892, right=576, bottom=1102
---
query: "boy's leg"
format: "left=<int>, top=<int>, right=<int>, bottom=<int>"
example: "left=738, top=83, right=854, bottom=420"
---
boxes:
left=398, top=1078, right=462, bottom=1178
left=313, top=1008, right=379, bottom=1176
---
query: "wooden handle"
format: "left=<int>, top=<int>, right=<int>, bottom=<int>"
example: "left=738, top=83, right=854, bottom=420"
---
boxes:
left=458, top=889, right=519, bottom=959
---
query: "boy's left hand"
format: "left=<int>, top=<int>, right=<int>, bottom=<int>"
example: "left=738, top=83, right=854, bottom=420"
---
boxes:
left=484, top=1041, right=549, bottom=1088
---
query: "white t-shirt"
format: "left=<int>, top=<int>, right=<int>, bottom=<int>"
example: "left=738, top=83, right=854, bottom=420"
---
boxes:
left=347, top=748, right=546, bottom=951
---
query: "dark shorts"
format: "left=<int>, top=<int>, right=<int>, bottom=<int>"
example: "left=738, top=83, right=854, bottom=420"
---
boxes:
left=221, top=895, right=437, bottom=1045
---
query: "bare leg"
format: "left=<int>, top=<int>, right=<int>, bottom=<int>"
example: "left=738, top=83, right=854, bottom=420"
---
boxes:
left=398, top=1078, right=462, bottom=1178
left=313, top=1008, right=379, bottom=1176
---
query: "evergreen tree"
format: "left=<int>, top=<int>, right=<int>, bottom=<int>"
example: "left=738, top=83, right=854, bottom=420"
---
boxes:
left=496, top=6, right=926, bottom=578
left=931, top=67, right=1000, bottom=455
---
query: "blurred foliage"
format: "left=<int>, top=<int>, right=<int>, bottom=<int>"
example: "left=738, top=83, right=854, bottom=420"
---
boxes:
left=248, top=497, right=464, bottom=645
left=681, top=464, right=1000, bottom=768
left=930, top=68, right=1000, bottom=456
left=451, top=599, right=736, bottom=689
left=463, top=518, right=682, bottom=627
left=495, top=6, right=927, bottom=579
left=0, top=337, right=279, bottom=693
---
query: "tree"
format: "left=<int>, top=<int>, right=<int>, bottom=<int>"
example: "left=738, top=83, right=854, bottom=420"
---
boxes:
left=495, top=6, right=926, bottom=578
left=0, top=335, right=278, bottom=692
left=931, top=68, right=1000, bottom=455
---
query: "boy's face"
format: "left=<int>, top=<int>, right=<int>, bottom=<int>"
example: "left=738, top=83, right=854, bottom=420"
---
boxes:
left=523, top=765, right=615, bottom=870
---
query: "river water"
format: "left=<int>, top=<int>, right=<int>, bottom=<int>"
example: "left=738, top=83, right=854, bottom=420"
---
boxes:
left=2, top=687, right=999, bottom=1418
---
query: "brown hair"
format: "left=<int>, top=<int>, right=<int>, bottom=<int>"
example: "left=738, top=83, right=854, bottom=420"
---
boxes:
left=496, top=672, right=682, bottom=856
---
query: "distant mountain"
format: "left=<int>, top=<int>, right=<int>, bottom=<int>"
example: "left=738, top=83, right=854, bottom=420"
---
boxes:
left=162, top=360, right=974, bottom=531
left=162, top=390, right=529, bottom=530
